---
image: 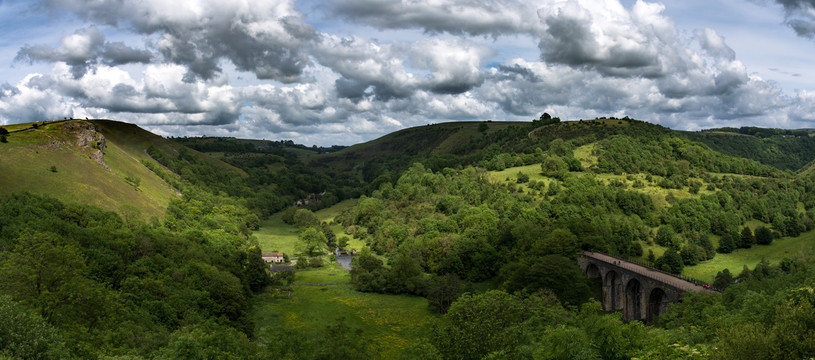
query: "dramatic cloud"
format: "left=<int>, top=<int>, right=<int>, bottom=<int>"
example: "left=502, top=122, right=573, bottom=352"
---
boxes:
left=37, top=0, right=314, bottom=82
left=1, top=0, right=815, bottom=144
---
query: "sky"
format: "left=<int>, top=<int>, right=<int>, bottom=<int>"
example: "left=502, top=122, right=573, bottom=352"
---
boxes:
left=0, top=0, right=814, bottom=146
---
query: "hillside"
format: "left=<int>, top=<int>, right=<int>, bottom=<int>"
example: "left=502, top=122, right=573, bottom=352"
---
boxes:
left=305, top=121, right=526, bottom=181
left=0, top=119, right=242, bottom=218
left=684, top=127, right=815, bottom=171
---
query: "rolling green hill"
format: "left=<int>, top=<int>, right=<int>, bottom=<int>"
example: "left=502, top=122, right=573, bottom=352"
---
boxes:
left=0, top=119, right=243, bottom=219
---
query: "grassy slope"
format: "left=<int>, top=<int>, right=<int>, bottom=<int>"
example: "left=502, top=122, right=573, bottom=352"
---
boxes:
left=306, top=121, right=525, bottom=173
left=93, top=120, right=247, bottom=178
left=683, top=230, right=815, bottom=282
left=0, top=120, right=178, bottom=218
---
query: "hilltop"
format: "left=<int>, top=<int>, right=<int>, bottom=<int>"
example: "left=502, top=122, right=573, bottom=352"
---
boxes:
left=0, top=119, right=242, bottom=218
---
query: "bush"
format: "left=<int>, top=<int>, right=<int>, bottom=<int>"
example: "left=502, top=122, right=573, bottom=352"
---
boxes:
left=309, top=257, right=324, bottom=267
left=755, top=226, right=773, bottom=245
left=0, top=126, right=8, bottom=135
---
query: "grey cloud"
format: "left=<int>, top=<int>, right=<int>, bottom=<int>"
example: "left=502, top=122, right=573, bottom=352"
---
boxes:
left=537, top=7, right=665, bottom=78
left=695, top=28, right=736, bottom=60
left=335, top=78, right=370, bottom=100
left=15, top=27, right=152, bottom=78
left=329, top=0, right=536, bottom=37
left=0, top=83, right=21, bottom=99
left=36, top=0, right=314, bottom=82
left=496, top=64, right=541, bottom=82
left=774, top=0, right=815, bottom=38
left=312, top=35, right=419, bottom=101
left=101, top=42, right=152, bottom=65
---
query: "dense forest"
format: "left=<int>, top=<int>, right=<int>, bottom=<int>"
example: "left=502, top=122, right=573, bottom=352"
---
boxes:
left=2, top=118, right=815, bottom=359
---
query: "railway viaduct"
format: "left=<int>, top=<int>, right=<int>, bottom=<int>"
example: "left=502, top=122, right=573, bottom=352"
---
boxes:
left=578, top=252, right=718, bottom=322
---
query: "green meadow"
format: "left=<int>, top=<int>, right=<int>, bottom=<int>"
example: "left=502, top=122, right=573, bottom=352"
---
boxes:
left=254, top=216, right=302, bottom=255
left=253, top=279, right=437, bottom=359
left=683, top=229, right=815, bottom=282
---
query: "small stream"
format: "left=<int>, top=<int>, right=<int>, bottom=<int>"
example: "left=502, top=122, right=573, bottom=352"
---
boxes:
left=334, top=247, right=357, bottom=270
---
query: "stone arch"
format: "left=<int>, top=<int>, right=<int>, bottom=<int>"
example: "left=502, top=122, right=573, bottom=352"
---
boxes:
left=586, top=263, right=602, bottom=301
left=603, top=270, right=622, bottom=310
left=647, top=287, right=668, bottom=323
left=625, top=278, right=643, bottom=321
left=586, top=263, right=601, bottom=279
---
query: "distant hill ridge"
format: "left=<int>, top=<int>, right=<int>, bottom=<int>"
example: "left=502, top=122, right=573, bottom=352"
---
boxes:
left=4, top=117, right=815, bottom=219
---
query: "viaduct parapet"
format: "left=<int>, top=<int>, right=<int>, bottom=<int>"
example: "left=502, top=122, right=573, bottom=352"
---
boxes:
left=578, top=251, right=717, bottom=322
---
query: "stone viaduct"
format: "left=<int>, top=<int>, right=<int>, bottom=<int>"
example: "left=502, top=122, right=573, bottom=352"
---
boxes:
left=578, top=251, right=718, bottom=322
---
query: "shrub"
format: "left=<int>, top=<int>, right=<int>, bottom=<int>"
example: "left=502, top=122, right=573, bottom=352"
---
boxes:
left=309, top=257, right=324, bottom=267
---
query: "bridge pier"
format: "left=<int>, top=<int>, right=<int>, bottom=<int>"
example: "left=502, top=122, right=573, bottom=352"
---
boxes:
left=578, top=252, right=709, bottom=322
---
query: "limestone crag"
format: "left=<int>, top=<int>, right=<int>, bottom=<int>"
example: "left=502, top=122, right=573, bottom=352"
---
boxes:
left=61, top=121, right=110, bottom=171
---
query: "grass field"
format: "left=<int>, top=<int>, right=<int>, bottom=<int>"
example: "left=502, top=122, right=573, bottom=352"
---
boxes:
left=683, top=229, right=815, bottom=282
left=255, top=198, right=366, bottom=258
left=253, top=268, right=437, bottom=359
left=255, top=216, right=301, bottom=255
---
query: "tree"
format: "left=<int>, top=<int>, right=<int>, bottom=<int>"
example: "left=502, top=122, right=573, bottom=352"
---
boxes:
left=349, top=248, right=387, bottom=293
left=535, top=229, right=578, bottom=257
left=292, top=208, right=319, bottom=229
left=717, top=232, right=736, bottom=254
left=712, top=268, right=734, bottom=290
left=755, top=226, right=773, bottom=245
left=541, top=155, right=568, bottom=179
left=337, top=236, right=350, bottom=249
left=0, top=295, right=69, bottom=360
left=245, top=246, right=270, bottom=292
left=655, top=248, right=683, bottom=274
left=433, top=290, right=526, bottom=360
left=0, top=231, right=87, bottom=320
left=0, top=126, right=8, bottom=135
left=426, top=274, right=462, bottom=314
left=680, top=245, right=702, bottom=266
left=386, top=253, right=426, bottom=295
left=655, top=225, right=677, bottom=247
left=499, top=255, right=590, bottom=306
left=740, top=227, right=755, bottom=249
left=298, top=227, right=327, bottom=257
left=0, top=135, right=7, bottom=143
left=516, top=171, right=529, bottom=184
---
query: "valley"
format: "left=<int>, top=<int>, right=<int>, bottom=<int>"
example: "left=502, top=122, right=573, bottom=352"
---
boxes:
left=2, top=117, right=815, bottom=359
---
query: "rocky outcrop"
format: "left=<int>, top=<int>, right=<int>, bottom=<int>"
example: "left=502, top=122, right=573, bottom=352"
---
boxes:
left=60, top=122, right=110, bottom=171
